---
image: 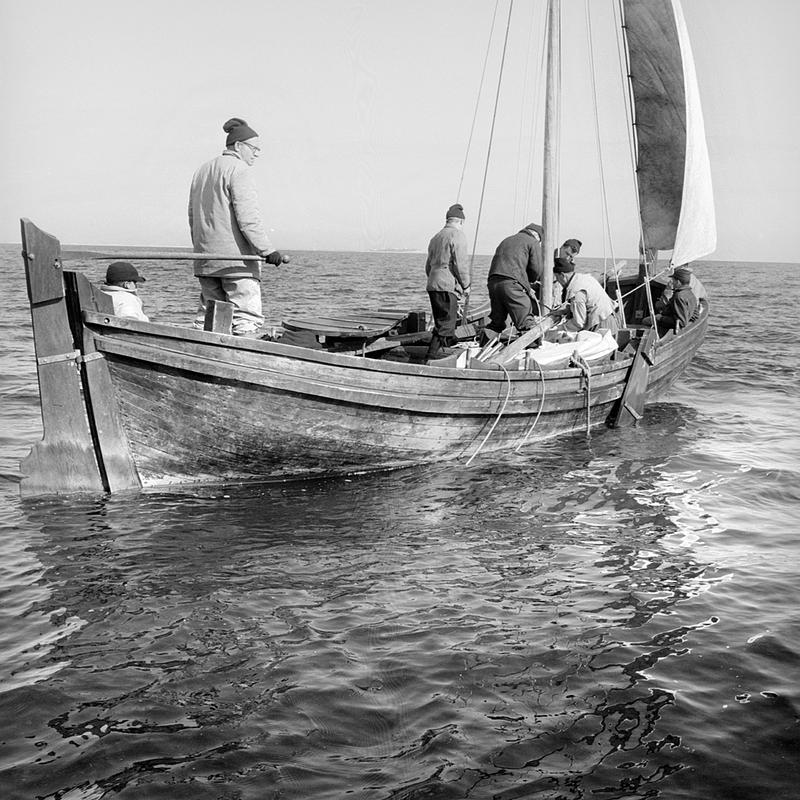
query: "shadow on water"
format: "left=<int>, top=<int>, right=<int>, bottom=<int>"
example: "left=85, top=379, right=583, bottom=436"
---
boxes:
left=1, top=405, right=796, bottom=799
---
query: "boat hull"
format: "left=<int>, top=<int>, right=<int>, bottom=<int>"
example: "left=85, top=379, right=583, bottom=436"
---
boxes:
left=86, top=310, right=706, bottom=488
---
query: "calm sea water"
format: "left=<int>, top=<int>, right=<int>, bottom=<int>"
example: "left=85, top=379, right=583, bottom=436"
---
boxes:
left=0, top=244, right=798, bottom=800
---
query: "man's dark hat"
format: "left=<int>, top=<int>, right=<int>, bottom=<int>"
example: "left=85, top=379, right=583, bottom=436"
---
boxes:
left=224, top=117, right=259, bottom=146
left=562, top=238, right=582, bottom=252
left=446, top=203, right=465, bottom=220
left=673, top=267, right=692, bottom=284
left=553, top=256, right=575, bottom=274
left=106, top=262, right=145, bottom=283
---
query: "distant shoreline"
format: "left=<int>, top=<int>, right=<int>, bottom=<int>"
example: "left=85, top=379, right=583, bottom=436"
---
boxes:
left=0, top=243, right=795, bottom=267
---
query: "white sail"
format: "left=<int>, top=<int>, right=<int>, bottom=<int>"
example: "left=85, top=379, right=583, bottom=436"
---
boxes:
left=670, top=0, right=717, bottom=265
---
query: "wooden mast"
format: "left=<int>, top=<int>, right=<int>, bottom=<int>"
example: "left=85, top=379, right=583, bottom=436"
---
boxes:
left=540, top=0, right=560, bottom=311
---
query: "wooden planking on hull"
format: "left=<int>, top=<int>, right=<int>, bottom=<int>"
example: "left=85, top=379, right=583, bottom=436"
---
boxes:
left=105, top=356, right=620, bottom=485
left=92, top=330, right=628, bottom=420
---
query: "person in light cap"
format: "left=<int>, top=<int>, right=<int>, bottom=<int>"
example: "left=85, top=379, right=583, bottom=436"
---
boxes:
left=552, top=256, right=619, bottom=334
left=99, top=261, right=149, bottom=321
left=423, top=203, right=471, bottom=361
left=482, top=222, right=544, bottom=342
left=188, top=117, right=287, bottom=336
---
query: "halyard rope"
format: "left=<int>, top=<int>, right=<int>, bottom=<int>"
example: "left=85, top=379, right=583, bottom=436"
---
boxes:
left=466, top=0, right=515, bottom=275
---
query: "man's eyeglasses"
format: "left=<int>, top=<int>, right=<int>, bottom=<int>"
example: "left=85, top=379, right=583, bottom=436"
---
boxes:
left=241, top=141, right=261, bottom=154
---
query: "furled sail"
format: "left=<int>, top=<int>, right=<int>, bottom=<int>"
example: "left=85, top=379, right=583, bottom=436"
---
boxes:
left=623, top=0, right=716, bottom=265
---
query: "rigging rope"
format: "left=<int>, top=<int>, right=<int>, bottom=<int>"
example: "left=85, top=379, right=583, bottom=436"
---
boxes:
left=513, top=11, right=533, bottom=220
left=468, top=0, right=515, bottom=273
left=551, top=1, right=563, bottom=241
left=585, top=0, right=623, bottom=308
left=457, top=0, right=501, bottom=203
left=523, top=12, right=549, bottom=222
left=615, top=0, right=657, bottom=323
left=465, top=363, right=513, bottom=466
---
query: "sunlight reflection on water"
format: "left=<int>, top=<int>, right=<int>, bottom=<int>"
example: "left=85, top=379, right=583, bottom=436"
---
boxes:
left=1, top=251, right=799, bottom=798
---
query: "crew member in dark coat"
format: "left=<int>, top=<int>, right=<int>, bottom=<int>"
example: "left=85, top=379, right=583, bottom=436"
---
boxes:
left=645, top=266, right=697, bottom=335
left=484, top=222, right=544, bottom=340
left=655, top=264, right=708, bottom=321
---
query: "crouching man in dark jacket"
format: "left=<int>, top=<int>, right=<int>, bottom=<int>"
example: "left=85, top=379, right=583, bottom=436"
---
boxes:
left=483, top=222, right=544, bottom=343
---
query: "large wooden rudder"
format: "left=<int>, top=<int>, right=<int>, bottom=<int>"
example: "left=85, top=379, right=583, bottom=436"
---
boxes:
left=19, top=218, right=105, bottom=495
left=608, top=327, right=658, bottom=428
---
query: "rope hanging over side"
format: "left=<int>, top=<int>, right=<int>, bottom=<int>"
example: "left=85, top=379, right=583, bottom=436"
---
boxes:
left=465, top=364, right=513, bottom=466
left=514, top=362, right=547, bottom=452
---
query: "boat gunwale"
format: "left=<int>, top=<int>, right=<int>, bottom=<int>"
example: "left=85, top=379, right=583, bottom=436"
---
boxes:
left=81, top=309, right=661, bottom=383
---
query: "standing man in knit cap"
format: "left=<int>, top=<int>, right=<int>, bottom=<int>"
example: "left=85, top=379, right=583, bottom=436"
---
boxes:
left=188, top=117, right=286, bottom=336
left=482, top=222, right=544, bottom=343
left=424, top=203, right=471, bottom=361
left=644, top=266, right=697, bottom=335
left=552, top=256, right=619, bottom=334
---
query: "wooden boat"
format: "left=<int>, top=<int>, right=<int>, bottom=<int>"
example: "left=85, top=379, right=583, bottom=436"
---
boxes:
left=18, top=0, right=715, bottom=496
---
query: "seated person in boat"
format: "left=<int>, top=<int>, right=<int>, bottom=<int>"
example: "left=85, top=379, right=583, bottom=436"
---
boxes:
left=558, top=238, right=582, bottom=264
left=483, top=222, right=544, bottom=343
left=546, top=237, right=583, bottom=308
left=552, top=257, right=619, bottom=334
left=99, top=262, right=149, bottom=321
left=424, top=203, right=471, bottom=360
left=655, top=264, right=708, bottom=322
left=188, top=117, right=285, bottom=337
left=644, top=266, right=697, bottom=335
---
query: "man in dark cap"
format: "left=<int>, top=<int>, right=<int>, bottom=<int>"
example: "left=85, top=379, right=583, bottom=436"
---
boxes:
left=483, top=222, right=544, bottom=341
left=424, top=203, right=471, bottom=361
left=558, top=238, right=582, bottom=264
left=188, top=117, right=286, bottom=336
left=546, top=237, right=583, bottom=308
left=644, top=266, right=698, bottom=335
left=553, top=256, right=618, bottom=334
left=99, top=262, right=149, bottom=321
left=655, top=264, right=708, bottom=322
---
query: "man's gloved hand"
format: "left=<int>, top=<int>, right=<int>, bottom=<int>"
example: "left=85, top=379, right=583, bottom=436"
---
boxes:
left=262, top=251, right=288, bottom=266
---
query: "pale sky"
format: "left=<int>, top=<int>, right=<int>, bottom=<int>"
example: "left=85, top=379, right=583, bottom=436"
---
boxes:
left=1, top=0, right=798, bottom=262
